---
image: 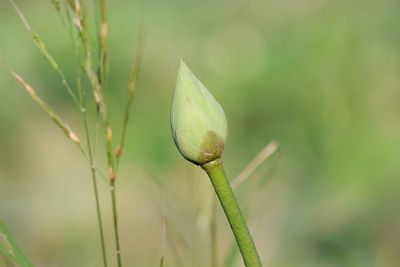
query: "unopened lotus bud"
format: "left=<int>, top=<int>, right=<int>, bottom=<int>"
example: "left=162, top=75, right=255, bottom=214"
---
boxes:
left=171, top=60, right=228, bottom=165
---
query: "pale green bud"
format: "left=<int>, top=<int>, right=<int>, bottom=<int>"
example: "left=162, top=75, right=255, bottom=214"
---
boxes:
left=171, top=60, right=228, bottom=165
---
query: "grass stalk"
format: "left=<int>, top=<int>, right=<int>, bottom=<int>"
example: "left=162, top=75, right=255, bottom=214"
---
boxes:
left=74, top=2, right=123, bottom=266
left=86, top=121, right=109, bottom=267
left=55, top=2, right=110, bottom=265
left=110, top=183, right=122, bottom=267
left=115, top=32, right=145, bottom=170
left=201, top=159, right=262, bottom=267
left=96, top=2, right=124, bottom=266
left=231, top=142, right=279, bottom=190
left=104, top=101, right=123, bottom=267
left=4, top=65, right=81, bottom=148
left=8, top=0, right=81, bottom=108
left=77, top=49, right=109, bottom=267
left=0, top=220, right=34, bottom=267
left=2, top=60, right=109, bottom=184
left=8, top=2, right=126, bottom=266
left=98, top=0, right=109, bottom=90
left=83, top=114, right=109, bottom=267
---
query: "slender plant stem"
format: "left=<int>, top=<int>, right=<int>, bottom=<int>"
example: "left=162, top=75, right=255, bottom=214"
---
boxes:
left=66, top=2, right=109, bottom=265
left=79, top=81, right=108, bottom=267
left=89, top=152, right=109, bottom=267
left=7, top=3, right=109, bottom=266
left=201, top=159, right=262, bottom=267
left=79, top=3, right=123, bottom=267
left=8, top=0, right=81, bottom=108
left=115, top=32, right=145, bottom=172
left=110, top=182, right=122, bottom=267
left=104, top=115, right=123, bottom=267
left=99, top=0, right=109, bottom=91
left=96, top=2, right=124, bottom=266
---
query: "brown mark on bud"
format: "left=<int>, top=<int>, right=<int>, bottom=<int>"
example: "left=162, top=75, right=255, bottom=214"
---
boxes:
left=197, top=131, right=224, bottom=165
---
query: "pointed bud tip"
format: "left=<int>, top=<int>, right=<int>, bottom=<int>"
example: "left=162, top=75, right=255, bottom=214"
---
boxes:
left=177, top=59, right=189, bottom=76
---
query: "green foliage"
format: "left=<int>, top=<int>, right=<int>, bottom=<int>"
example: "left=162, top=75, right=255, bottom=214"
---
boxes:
left=0, top=220, right=33, bottom=267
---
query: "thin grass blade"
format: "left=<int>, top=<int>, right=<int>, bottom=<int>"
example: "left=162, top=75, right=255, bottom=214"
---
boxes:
left=231, top=141, right=279, bottom=189
left=0, top=220, right=34, bottom=267
left=7, top=0, right=81, bottom=107
left=4, top=65, right=82, bottom=147
left=115, top=31, right=145, bottom=168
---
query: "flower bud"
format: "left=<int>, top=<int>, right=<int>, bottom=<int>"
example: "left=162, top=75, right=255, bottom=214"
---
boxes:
left=171, top=60, right=228, bottom=165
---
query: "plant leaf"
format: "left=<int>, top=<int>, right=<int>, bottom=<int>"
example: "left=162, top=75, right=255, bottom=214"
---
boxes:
left=0, top=220, right=34, bottom=267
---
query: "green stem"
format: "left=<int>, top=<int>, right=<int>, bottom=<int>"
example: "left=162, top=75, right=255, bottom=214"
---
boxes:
left=90, top=163, right=108, bottom=267
left=110, top=182, right=123, bottom=267
left=75, top=21, right=108, bottom=265
left=83, top=110, right=108, bottom=267
left=201, top=159, right=262, bottom=267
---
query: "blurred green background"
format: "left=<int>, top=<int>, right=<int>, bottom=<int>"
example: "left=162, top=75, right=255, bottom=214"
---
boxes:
left=1, top=0, right=400, bottom=266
